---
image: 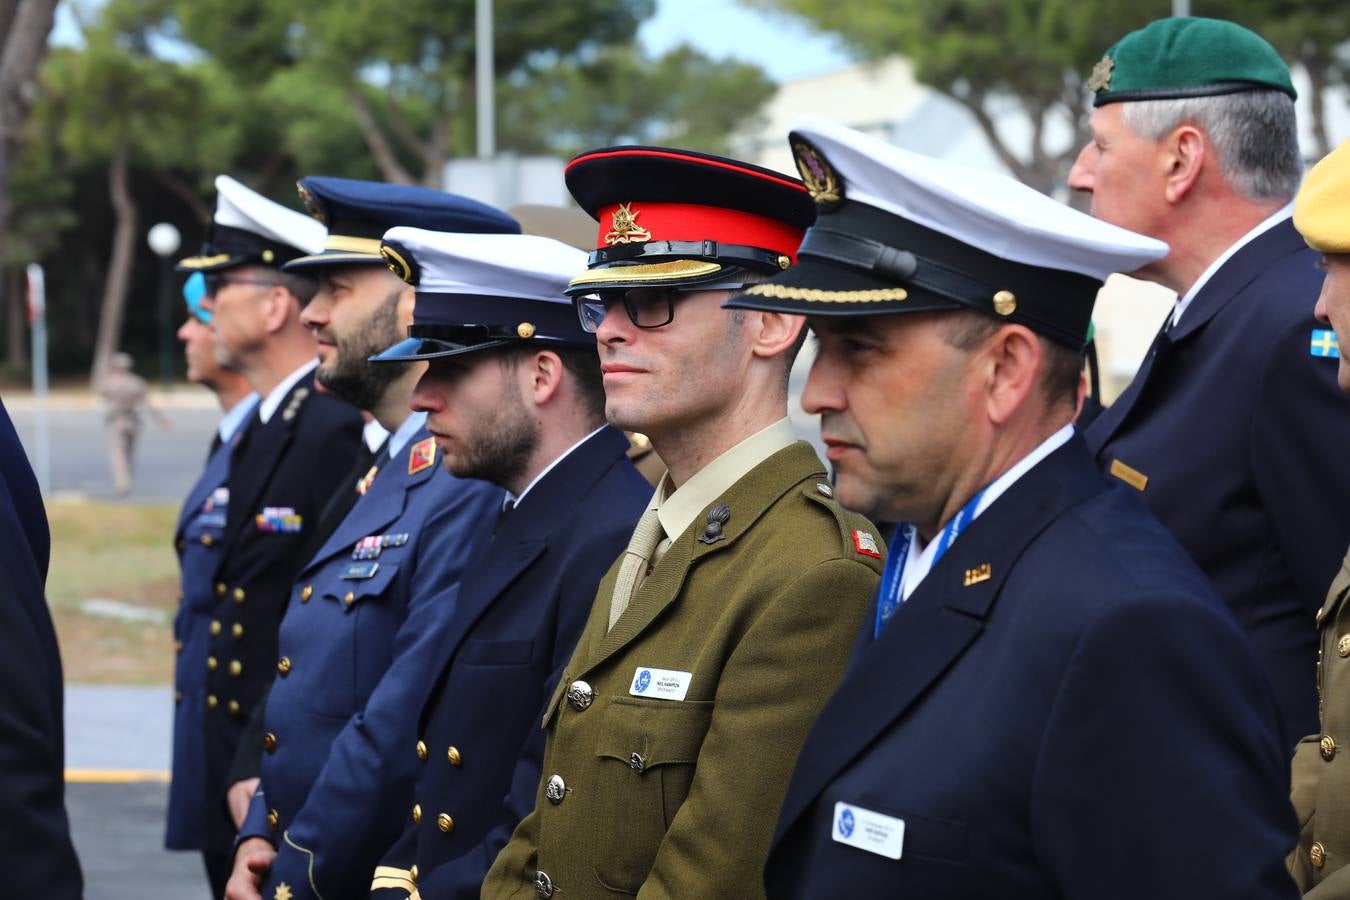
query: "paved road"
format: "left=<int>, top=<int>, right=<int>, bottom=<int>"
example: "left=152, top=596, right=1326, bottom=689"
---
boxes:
left=7, top=395, right=218, bottom=503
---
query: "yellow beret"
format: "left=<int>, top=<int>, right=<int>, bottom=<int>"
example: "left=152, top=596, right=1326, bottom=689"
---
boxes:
left=1295, top=140, right=1350, bottom=254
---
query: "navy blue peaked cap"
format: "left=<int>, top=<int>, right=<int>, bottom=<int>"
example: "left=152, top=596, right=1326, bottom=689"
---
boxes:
left=284, top=176, right=521, bottom=270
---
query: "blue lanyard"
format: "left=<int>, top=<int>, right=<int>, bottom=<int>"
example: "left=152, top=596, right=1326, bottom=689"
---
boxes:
left=873, top=487, right=986, bottom=638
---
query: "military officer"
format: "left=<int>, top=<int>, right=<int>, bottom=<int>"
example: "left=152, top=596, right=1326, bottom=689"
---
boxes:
left=482, top=147, right=884, bottom=900
left=1, top=397, right=81, bottom=897
left=361, top=227, right=650, bottom=899
left=734, top=118, right=1299, bottom=898
left=166, top=273, right=259, bottom=863
left=173, top=175, right=367, bottom=897
left=1289, top=140, right=1350, bottom=896
left=1068, top=18, right=1350, bottom=747
left=222, top=178, right=516, bottom=900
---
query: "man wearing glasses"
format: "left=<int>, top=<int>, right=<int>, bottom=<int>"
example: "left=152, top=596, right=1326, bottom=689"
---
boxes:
left=170, top=175, right=365, bottom=898
left=482, top=147, right=884, bottom=900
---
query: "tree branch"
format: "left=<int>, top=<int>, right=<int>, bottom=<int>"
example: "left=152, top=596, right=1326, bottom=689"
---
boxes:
left=347, top=86, right=416, bottom=185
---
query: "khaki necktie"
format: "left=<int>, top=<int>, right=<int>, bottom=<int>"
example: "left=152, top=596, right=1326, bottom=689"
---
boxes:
left=608, top=507, right=665, bottom=630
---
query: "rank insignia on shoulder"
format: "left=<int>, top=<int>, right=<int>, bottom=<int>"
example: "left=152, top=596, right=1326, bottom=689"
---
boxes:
left=408, top=437, right=436, bottom=475
left=341, top=562, right=380, bottom=580
left=963, top=563, right=992, bottom=586
left=255, top=507, right=303, bottom=533
left=1311, top=329, right=1340, bottom=358
left=852, top=530, right=882, bottom=559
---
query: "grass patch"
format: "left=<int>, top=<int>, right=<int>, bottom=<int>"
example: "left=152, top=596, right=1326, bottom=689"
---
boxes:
left=46, top=500, right=180, bottom=684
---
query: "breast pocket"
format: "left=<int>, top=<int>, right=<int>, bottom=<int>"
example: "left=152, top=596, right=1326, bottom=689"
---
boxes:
left=300, top=562, right=403, bottom=718
left=591, top=697, right=715, bottom=894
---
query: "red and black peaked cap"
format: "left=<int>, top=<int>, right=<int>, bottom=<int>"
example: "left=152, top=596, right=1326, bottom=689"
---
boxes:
left=564, top=146, right=816, bottom=295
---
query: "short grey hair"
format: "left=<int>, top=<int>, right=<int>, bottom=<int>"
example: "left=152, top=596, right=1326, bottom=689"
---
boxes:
left=1120, top=90, right=1302, bottom=203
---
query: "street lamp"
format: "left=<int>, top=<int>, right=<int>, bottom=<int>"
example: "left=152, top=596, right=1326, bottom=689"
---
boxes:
left=147, top=222, right=181, bottom=387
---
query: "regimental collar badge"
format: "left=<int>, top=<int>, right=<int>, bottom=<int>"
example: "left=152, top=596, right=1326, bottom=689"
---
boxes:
left=355, top=464, right=379, bottom=495
left=1087, top=56, right=1114, bottom=93
left=792, top=139, right=842, bottom=210
left=604, top=202, right=653, bottom=245
left=407, top=436, right=436, bottom=475
left=296, top=183, right=325, bottom=224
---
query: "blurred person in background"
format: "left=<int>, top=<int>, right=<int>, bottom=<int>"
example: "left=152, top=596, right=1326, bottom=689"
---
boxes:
left=96, top=350, right=170, bottom=495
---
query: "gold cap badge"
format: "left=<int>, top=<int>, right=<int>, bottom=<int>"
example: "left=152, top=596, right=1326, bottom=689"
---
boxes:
left=380, top=242, right=419, bottom=285
left=297, top=183, right=325, bottom=224
left=604, top=202, right=652, bottom=245
left=1087, top=56, right=1114, bottom=93
left=792, top=139, right=842, bottom=209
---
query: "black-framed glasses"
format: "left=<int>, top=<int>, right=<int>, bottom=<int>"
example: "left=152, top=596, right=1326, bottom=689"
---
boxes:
left=204, top=274, right=282, bottom=297
left=575, top=282, right=748, bottom=334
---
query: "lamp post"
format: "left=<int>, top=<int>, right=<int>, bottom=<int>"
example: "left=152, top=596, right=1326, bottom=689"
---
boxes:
left=147, top=222, right=181, bottom=387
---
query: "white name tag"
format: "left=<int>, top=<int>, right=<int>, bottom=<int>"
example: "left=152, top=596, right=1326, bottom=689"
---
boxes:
left=832, top=802, right=904, bottom=860
left=629, top=666, right=691, bottom=701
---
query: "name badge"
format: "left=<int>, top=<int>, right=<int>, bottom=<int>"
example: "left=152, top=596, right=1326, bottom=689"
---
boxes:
left=341, top=562, right=380, bottom=580
left=629, top=666, right=692, bottom=701
left=832, top=802, right=904, bottom=860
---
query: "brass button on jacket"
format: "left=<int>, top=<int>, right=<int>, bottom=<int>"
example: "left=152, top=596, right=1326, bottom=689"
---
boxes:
left=566, top=680, right=594, bottom=711
left=436, top=813, right=454, bottom=833
left=533, top=870, right=554, bottom=898
left=228, top=659, right=243, bottom=677
left=215, top=582, right=226, bottom=596
left=1321, top=734, right=1338, bottom=761
left=411, top=803, right=422, bottom=824
left=1339, top=634, right=1350, bottom=658
left=232, top=623, right=244, bottom=640
left=277, top=657, right=292, bottom=676
left=446, top=746, right=462, bottom=766
left=228, top=700, right=241, bottom=716
left=545, top=774, right=566, bottom=805
left=206, top=695, right=218, bottom=710
left=343, top=591, right=355, bottom=607
left=263, top=732, right=277, bottom=753
left=300, top=584, right=313, bottom=602
left=1312, top=841, right=1327, bottom=868
left=416, top=740, right=428, bottom=762
left=267, top=809, right=279, bottom=830
left=206, top=656, right=217, bottom=671
left=232, top=587, right=245, bottom=604
left=209, top=620, right=221, bottom=637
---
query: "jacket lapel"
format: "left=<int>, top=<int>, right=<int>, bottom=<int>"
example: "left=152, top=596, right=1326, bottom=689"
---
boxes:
left=580, top=441, right=825, bottom=678
left=176, top=439, right=233, bottom=540
left=221, top=374, right=312, bottom=552
left=773, top=437, right=1105, bottom=842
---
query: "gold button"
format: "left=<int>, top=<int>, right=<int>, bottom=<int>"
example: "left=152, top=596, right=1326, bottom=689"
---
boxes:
left=215, top=582, right=227, bottom=596
left=174, top=690, right=183, bottom=704
left=267, top=809, right=279, bottom=830
left=207, top=694, right=218, bottom=710
left=1338, top=634, right=1350, bottom=658
left=277, top=657, right=292, bottom=676
left=233, top=587, right=245, bottom=604
left=174, top=639, right=183, bottom=654
left=992, top=289, right=1017, bottom=316
left=200, top=534, right=213, bottom=546
left=1321, top=734, right=1337, bottom=761
left=343, top=591, right=355, bottom=607
left=232, top=623, right=244, bottom=640
left=416, top=740, right=428, bottom=762
left=209, top=620, right=221, bottom=636
left=410, top=865, right=419, bottom=884
left=411, top=803, right=422, bottom=824
left=436, top=813, right=454, bottom=833
left=228, top=700, right=240, bottom=716
left=263, top=732, right=277, bottom=753
left=229, top=659, right=242, bottom=677
left=301, top=585, right=313, bottom=603
left=447, top=746, right=462, bottom=766
left=207, top=656, right=218, bottom=671
left=1312, top=841, right=1327, bottom=868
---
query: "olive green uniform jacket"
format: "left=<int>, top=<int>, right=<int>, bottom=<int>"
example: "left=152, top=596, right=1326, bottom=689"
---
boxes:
left=1291, top=545, right=1350, bottom=895
left=481, top=442, right=883, bottom=899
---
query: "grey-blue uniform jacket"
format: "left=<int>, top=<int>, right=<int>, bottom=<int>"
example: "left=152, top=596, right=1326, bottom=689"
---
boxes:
left=237, top=421, right=501, bottom=900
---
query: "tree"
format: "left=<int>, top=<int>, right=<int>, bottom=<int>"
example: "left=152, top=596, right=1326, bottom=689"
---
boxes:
left=0, top=0, right=60, bottom=374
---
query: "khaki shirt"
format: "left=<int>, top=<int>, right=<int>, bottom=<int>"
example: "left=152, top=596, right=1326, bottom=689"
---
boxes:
left=97, top=371, right=147, bottom=426
left=1291, top=545, right=1350, bottom=896
left=482, top=441, right=885, bottom=899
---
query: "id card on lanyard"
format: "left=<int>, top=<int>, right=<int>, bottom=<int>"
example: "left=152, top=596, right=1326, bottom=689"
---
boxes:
left=873, top=487, right=986, bottom=638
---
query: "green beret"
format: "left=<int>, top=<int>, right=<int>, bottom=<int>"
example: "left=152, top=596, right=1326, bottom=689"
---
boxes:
left=1090, top=17, right=1296, bottom=107
left=1294, top=141, right=1350, bottom=255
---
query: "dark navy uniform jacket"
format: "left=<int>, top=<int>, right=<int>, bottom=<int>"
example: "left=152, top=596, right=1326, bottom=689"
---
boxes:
left=370, top=425, right=649, bottom=900
left=1085, top=218, right=1350, bottom=747
left=765, top=436, right=1299, bottom=899
left=166, top=395, right=257, bottom=851
left=0, top=397, right=82, bottom=899
left=200, top=367, right=364, bottom=853
left=239, top=420, right=502, bottom=900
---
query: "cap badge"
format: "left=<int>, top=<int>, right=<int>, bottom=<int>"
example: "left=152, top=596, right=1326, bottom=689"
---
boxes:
left=993, top=290, right=1017, bottom=316
left=380, top=242, right=420, bottom=285
left=296, top=182, right=326, bottom=224
left=1087, top=56, right=1114, bottom=93
left=792, top=140, right=842, bottom=209
left=605, top=202, right=652, bottom=245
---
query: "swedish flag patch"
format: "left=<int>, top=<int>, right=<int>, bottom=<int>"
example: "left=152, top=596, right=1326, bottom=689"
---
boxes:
left=1311, top=329, right=1340, bottom=358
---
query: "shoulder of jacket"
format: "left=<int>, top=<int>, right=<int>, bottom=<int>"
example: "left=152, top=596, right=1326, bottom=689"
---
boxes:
left=779, top=478, right=888, bottom=572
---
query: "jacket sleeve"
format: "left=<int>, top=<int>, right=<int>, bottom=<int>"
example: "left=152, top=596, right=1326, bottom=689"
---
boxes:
left=261, top=484, right=500, bottom=900
left=1251, top=315, right=1350, bottom=611
left=636, top=557, right=876, bottom=900
left=1031, top=591, right=1300, bottom=898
